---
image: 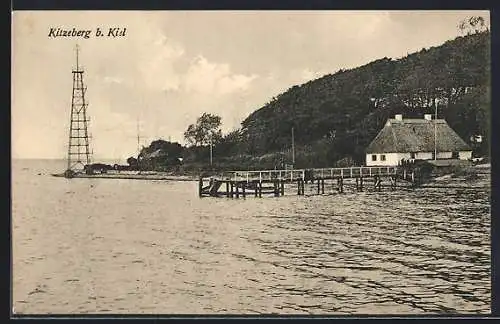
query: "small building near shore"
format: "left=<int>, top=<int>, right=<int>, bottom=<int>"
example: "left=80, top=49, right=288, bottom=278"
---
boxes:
left=365, top=114, right=472, bottom=166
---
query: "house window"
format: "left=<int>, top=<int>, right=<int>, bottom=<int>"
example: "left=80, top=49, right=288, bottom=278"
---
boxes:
left=371, top=155, right=377, bottom=161
left=381, top=155, right=386, bottom=161
left=452, top=152, right=459, bottom=159
left=410, top=152, right=416, bottom=159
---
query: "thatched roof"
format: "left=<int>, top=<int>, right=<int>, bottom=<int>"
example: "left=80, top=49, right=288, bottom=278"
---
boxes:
left=366, top=118, right=471, bottom=154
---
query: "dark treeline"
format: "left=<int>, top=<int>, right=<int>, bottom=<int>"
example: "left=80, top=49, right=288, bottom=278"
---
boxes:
left=133, top=30, right=490, bottom=171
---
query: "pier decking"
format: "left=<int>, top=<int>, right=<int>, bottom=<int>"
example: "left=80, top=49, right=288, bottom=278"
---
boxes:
left=199, top=166, right=417, bottom=198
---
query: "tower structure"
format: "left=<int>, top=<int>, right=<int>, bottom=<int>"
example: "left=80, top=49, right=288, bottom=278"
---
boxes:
left=65, top=44, right=92, bottom=177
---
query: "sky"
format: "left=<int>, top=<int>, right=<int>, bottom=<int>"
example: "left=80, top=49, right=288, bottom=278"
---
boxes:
left=12, top=10, right=490, bottom=162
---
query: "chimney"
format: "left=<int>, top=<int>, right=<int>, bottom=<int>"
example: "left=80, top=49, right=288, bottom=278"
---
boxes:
left=394, top=114, right=403, bottom=121
left=424, top=114, right=432, bottom=121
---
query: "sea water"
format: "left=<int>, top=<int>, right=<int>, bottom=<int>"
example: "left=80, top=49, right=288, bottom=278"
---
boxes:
left=11, top=159, right=491, bottom=314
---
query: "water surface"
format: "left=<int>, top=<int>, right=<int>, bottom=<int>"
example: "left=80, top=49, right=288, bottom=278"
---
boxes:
left=12, top=159, right=491, bottom=314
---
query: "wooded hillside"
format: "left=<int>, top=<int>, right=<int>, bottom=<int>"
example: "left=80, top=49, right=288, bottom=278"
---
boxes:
left=227, top=31, right=490, bottom=167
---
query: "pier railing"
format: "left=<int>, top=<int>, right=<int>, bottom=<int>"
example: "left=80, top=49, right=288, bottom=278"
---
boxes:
left=221, top=166, right=398, bottom=183
left=199, top=166, right=417, bottom=198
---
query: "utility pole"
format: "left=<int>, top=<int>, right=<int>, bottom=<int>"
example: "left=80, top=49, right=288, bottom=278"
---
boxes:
left=209, top=134, right=213, bottom=166
left=292, top=127, right=295, bottom=166
left=434, top=98, right=438, bottom=161
left=136, top=117, right=140, bottom=155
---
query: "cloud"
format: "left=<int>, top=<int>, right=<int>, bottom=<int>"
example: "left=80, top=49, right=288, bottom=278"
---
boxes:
left=103, top=76, right=123, bottom=84
left=183, top=55, right=258, bottom=96
left=137, top=33, right=185, bottom=91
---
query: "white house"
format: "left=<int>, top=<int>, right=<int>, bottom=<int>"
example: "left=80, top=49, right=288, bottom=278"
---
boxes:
left=365, top=114, right=472, bottom=166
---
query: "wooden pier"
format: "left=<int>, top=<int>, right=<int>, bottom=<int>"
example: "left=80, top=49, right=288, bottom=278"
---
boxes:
left=198, top=166, right=418, bottom=198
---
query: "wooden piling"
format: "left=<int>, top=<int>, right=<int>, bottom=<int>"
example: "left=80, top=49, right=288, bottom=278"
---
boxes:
left=317, top=179, right=320, bottom=194
left=198, top=177, right=203, bottom=197
left=360, top=177, right=363, bottom=191
left=374, top=176, right=381, bottom=191
left=230, top=181, right=234, bottom=198
left=280, top=180, right=285, bottom=196
left=274, top=180, right=279, bottom=197
left=297, top=179, right=301, bottom=195
left=242, top=182, right=246, bottom=198
left=391, top=176, right=396, bottom=191
left=235, top=182, right=239, bottom=198
left=254, top=180, right=258, bottom=197
left=258, top=181, right=262, bottom=198
left=321, top=178, right=325, bottom=194
left=226, top=181, right=230, bottom=198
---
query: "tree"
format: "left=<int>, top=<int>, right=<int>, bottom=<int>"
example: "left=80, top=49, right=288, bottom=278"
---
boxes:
left=459, top=16, right=488, bottom=35
left=184, top=113, right=223, bottom=146
left=215, top=129, right=243, bottom=156
left=126, top=157, right=138, bottom=170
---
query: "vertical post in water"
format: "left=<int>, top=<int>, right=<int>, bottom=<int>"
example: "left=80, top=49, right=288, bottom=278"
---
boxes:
left=321, top=178, right=325, bottom=194
left=280, top=180, right=284, bottom=196
left=258, top=181, right=262, bottom=198
left=198, top=177, right=203, bottom=197
left=317, top=179, right=320, bottom=194
left=226, top=181, right=230, bottom=198
left=242, top=182, right=246, bottom=198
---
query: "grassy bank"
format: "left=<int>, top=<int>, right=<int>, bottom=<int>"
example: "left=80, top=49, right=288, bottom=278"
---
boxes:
left=421, top=163, right=490, bottom=188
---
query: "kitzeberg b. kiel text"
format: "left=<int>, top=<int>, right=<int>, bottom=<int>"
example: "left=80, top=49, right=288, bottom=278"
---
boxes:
left=48, top=27, right=126, bottom=39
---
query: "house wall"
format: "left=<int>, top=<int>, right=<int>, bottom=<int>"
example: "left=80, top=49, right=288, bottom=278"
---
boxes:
left=437, top=152, right=452, bottom=159
left=365, top=153, right=407, bottom=166
left=416, top=152, right=433, bottom=160
left=366, top=150, right=473, bottom=166
left=459, top=151, right=472, bottom=160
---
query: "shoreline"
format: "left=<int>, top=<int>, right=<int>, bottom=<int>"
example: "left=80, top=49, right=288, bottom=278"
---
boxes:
left=51, top=171, right=198, bottom=181
left=50, top=163, right=491, bottom=189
